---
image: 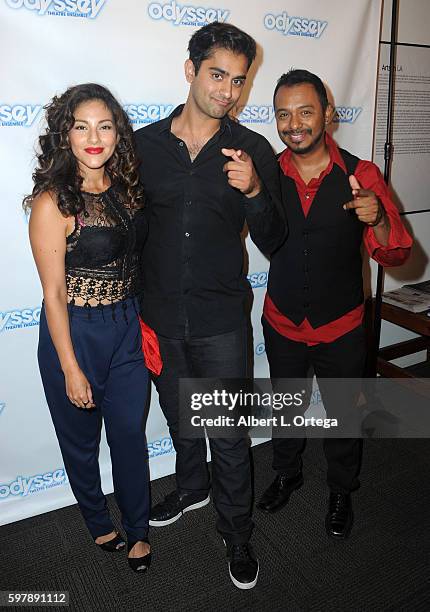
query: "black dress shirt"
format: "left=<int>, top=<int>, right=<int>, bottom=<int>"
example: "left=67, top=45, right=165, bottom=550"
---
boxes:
left=135, top=105, right=286, bottom=339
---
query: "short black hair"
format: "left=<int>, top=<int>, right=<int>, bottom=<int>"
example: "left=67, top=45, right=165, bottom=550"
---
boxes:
left=273, top=69, right=329, bottom=112
left=188, top=21, right=256, bottom=74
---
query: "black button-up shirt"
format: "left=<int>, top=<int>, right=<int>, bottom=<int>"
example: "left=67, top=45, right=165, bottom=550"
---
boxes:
left=135, top=105, right=286, bottom=339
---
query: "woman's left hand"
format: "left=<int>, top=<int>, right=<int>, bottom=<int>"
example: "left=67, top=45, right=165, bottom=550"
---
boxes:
left=64, top=364, right=95, bottom=409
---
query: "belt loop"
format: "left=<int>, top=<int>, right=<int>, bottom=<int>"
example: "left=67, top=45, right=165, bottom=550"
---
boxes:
left=69, top=298, right=75, bottom=322
left=97, top=302, right=105, bottom=322
left=84, top=301, right=91, bottom=320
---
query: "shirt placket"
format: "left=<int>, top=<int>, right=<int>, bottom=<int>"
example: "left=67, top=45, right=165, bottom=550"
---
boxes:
left=174, top=136, right=195, bottom=335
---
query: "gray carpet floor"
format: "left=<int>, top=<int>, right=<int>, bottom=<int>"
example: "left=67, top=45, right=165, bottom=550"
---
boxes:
left=1, top=439, right=429, bottom=611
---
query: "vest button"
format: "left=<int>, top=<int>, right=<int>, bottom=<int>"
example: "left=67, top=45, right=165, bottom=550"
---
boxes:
left=303, top=286, right=309, bottom=291
left=304, top=302, right=310, bottom=308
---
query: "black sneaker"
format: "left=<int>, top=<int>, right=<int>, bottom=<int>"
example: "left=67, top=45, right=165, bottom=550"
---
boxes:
left=149, top=490, right=210, bottom=527
left=227, top=543, right=259, bottom=590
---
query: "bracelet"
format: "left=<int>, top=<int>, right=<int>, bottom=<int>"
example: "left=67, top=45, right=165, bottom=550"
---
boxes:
left=367, top=206, right=384, bottom=227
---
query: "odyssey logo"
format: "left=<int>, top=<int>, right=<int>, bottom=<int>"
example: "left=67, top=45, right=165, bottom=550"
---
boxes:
left=147, top=1, right=229, bottom=26
left=0, top=402, right=5, bottom=416
left=124, top=103, right=174, bottom=125
left=332, top=106, right=362, bottom=124
left=255, top=342, right=266, bottom=356
left=4, top=0, right=106, bottom=18
left=0, top=104, right=42, bottom=127
left=147, top=436, right=175, bottom=459
left=237, top=105, right=275, bottom=125
left=247, top=271, right=268, bottom=289
left=264, top=11, right=327, bottom=38
left=0, top=468, right=68, bottom=499
left=0, top=307, right=41, bottom=333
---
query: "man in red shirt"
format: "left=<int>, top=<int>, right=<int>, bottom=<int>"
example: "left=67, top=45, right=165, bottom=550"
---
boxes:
left=257, top=69, right=412, bottom=538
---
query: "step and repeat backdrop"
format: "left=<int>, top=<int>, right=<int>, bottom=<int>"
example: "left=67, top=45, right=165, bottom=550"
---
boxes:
left=0, top=0, right=381, bottom=525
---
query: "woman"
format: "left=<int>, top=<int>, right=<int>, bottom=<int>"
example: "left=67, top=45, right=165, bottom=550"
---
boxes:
left=24, top=83, right=152, bottom=572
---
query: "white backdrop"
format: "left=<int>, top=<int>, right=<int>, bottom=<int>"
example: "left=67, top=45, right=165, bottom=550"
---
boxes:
left=0, top=0, right=382, bottom=525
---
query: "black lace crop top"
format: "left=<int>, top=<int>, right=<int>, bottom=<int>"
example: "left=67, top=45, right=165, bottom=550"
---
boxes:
left=65, top=185, right=146, bottom=308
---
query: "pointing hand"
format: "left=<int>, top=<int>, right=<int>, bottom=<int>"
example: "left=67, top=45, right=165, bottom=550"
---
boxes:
left=343, top=175, right=384, bottom=226
left=222, top=148, right=261, bottom=198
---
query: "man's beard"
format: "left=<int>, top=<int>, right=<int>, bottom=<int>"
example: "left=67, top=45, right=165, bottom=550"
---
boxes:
left=282, top=127, right=325, bottom=155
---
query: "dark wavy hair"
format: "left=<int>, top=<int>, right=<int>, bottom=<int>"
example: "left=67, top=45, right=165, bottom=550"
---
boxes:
left=23, top=83, right=143, bottom=215
left=274, top=69, right=329, bottom=112
left=188, top=21, right=256, bottom=75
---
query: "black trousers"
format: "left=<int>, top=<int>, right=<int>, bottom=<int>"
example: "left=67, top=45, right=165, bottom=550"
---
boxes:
left=263, top=319, right=365, bottom=494
left=154, top=325, right=253, bottom=545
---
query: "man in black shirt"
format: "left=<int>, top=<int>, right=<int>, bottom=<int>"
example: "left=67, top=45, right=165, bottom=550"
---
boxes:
left=135, top=22, right=285, bottom=589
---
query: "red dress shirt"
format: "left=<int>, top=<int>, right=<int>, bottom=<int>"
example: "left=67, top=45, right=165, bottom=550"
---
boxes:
left=263, top=134, right=412, bottom=346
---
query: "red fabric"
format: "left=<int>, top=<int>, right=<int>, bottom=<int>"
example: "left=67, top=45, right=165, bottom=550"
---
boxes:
left=139, top=317, right=163, bottom=376
left=264, top=294, right=364, bottom=347
left=267, top=133, right=412, bottom=345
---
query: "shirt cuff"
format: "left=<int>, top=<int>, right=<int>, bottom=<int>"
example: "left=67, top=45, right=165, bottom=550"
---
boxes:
left=364, top=211, right=412, bottom=266
left=365, top=210, right=412, bottom=253
left=243, top=190, right=269, bottom=214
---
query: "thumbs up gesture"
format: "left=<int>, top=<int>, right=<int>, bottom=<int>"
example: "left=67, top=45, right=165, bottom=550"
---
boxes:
left=343, top=175, right=384, bottom=226
left=221, top=148, right=261, bottom=198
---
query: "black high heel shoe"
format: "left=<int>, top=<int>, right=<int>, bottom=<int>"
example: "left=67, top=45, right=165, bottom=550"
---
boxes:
left=95, top=531, right=126, bottom=552
left=127, top=539, right=151, bottom=572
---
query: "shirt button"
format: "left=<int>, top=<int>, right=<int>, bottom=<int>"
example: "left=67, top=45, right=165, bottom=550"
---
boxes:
left=185, top=232, right=190, bottom=238
left=305, top=193, right=310, bottom=199
left=179, top=141, right=184, bottom=147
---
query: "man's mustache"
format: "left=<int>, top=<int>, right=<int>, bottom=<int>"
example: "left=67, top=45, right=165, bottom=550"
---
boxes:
left=282, top=128, right=312, bottom=136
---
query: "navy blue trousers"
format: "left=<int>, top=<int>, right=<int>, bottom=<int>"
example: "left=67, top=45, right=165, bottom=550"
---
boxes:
left=38, top=299, right=150, bottom=542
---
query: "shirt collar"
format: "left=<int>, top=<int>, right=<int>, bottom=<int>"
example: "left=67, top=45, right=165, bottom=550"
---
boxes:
left=158, top=104, right=231, bottom=137
left=279, top=132, right=347, bottom=176
left=157, top=104, right=183, bottom=134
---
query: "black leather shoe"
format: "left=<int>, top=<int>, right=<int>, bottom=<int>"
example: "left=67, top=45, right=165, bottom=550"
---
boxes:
left=227, top=543, right=259, bottom=590
left=257, top=472, right=303, bottom=514
left=325, top=492, right=353, bottom=539
left=149, top=490, right=210, bottom=527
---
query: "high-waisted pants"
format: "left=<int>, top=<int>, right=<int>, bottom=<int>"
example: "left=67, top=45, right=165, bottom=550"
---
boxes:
left=38, top=299, right=149, bottom=542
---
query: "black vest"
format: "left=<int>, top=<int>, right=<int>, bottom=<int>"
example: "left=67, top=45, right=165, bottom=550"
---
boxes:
left=267, top=149, right=364, bottom=327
